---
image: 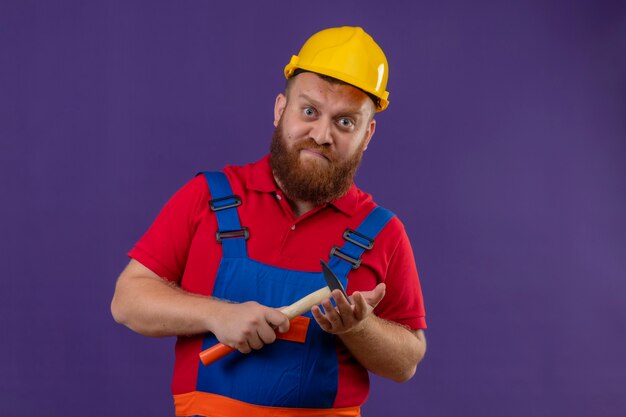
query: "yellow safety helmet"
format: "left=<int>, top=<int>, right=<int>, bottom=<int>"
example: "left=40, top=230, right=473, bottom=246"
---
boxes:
left=284, top=26, right=390, bottom=112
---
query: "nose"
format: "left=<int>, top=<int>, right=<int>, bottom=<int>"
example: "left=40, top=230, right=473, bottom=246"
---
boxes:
left=309, top=117, right=333, bottom=146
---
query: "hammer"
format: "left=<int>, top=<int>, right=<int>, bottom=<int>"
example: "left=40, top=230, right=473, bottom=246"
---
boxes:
left=199, top=260, right=349, bottom=366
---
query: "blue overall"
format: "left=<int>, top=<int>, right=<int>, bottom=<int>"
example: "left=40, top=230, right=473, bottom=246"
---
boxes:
left=195, top=172, right=395, bottom=408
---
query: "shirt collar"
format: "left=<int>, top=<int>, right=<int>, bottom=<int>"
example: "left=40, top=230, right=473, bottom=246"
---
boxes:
left=247, top=155, right=359, bottom=216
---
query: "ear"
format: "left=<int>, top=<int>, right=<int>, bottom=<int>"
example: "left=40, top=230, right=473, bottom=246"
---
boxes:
left=274, top=93, right=287, bottom=127
left=362, top=118, right=376, bottom=151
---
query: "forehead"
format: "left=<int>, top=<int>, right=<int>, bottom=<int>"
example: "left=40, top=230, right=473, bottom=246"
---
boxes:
left=287, top=73, right=374, bottom=115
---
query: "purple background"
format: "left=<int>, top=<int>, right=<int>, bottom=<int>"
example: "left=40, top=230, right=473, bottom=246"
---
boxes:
left=2, top=1, right=625, bottom=416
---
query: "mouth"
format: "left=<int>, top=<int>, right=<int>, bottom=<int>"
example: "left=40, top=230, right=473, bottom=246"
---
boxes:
left=300, top=148, right=330, bottom=162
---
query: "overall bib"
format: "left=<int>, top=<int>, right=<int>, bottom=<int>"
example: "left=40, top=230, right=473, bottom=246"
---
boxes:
left=187, top=172, right=394, bottom=416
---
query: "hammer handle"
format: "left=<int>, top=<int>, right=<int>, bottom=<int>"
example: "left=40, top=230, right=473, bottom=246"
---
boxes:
left=199, top=286, right=331, bottom=366
left=280, top=286, right=331, bottom=318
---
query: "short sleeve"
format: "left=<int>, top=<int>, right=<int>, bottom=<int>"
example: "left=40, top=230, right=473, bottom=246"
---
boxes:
left=128, top=175, right=209, bottom=283
left=374, top=221, right=427, bottom=330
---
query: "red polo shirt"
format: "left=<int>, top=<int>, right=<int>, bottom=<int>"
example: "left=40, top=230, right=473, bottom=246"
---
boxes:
left=129, top=155, right=427, bottom=406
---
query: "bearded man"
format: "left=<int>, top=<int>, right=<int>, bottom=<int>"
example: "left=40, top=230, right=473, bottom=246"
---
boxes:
left=111, top=26, right=427, bottom=417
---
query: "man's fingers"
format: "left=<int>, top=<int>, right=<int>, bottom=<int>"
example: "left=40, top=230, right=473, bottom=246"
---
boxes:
left=266, top=309, right=290, bottom=334
left=222, top=305, right=290, bottom=354
left=236, top=340, right=252, bottom=354
left=311, top=305, right=332, bottom=331
left=321, top=297, right=344, bottom=327
left=257, top=324, right=278, bottom=345
left=312, top=299, right=342, bottom=331
left=333, top=289, right=353, bottom=317
left=362, top=283, right=386, bottom=308
left=351, top=291, right=368, bottom=321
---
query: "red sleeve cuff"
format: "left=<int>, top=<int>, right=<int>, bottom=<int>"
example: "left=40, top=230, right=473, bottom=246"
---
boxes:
left=128, top=245, right=179, bottom=283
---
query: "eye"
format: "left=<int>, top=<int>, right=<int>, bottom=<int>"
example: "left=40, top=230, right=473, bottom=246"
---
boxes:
left=303, top=106, right=317, bottom=117
left=338, top=118, right=354, bottom=128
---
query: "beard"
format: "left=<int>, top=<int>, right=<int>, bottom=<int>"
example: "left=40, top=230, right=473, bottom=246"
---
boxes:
left=269, top=121, right=366, bottom=207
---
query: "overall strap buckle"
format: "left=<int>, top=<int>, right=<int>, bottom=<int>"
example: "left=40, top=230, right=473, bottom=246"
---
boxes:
left=330, top=228, right=375, bottom=269
left=329, top=206, right=395, bottom=273
left=329, top=246, right=362, bottom=269
left=216, top=227, right=250, bottom=243
left=209, top=195, right=242, bottom=212
left=343, top=228, right=374, bottom=250
left=200, top=171, right=248, bottom=258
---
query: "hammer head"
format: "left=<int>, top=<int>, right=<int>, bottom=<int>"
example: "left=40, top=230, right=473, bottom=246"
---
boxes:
left=320, top=260, right=352, bottom=305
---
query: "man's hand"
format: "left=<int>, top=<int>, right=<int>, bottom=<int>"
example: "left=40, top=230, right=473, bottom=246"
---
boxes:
left=210, top=301, right=290, bottom=354
left=111, top=259, right=290, bottom=350
left=311, top=283, right=386, bottom=334
left=311, top=282, right=425, bottom=382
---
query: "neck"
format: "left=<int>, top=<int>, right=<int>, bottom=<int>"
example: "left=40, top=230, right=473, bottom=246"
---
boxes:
left=289, top=199, right=317, bottom=218
left=273, top=172, right=319, bottom=217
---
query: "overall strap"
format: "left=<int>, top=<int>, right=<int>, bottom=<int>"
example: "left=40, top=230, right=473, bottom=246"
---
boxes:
left=328, top=206, right=396, bottom=281
left=199, top=171, right=248, bottom=258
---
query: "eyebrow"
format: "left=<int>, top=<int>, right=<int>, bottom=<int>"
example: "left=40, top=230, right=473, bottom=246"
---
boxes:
left=298, top=92, right=366, bottom=118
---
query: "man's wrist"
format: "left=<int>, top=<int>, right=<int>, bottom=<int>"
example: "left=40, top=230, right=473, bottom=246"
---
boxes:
left=342, top=314, right=375, bottom=337
left=202, top=297, right=228, bottom=334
